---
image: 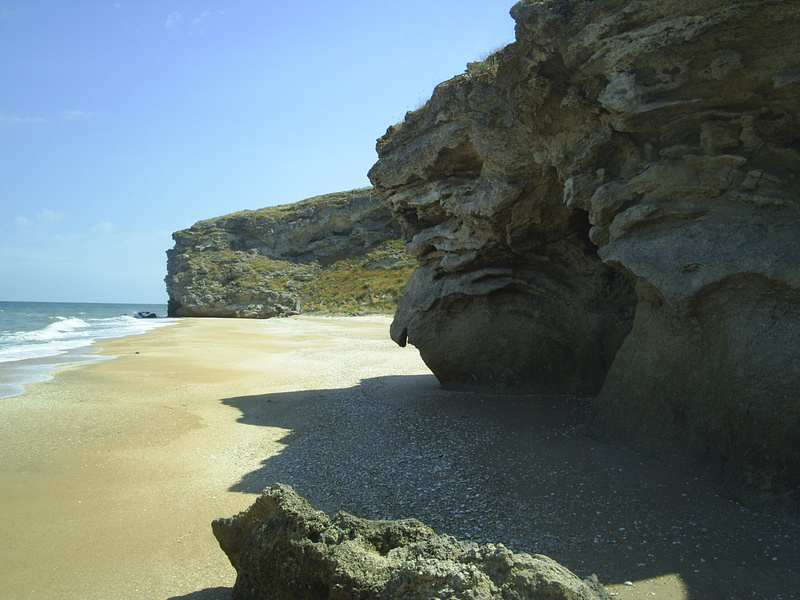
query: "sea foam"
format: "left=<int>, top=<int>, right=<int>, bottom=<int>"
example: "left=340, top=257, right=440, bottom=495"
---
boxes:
left=0, top=315, right=171, bottom=364
left=0, top=302, right=176, bottom=399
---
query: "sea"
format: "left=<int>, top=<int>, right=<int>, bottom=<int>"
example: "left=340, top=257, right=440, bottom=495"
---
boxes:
left=0, top=301, right=177, bottom=400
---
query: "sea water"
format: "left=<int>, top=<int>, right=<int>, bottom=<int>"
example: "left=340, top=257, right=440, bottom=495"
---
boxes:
left=0, top=301, right=176, bottom=399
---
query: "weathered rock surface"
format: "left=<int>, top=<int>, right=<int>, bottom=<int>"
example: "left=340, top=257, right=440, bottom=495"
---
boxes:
left=212, top=483, right=610, bottom=600
left=165, top=188, right=413, bottom=318
left=369, top=0, right=800, bottom=508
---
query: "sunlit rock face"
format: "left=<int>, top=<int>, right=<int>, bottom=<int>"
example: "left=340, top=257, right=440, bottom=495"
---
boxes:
left=165, top=189, right=411, bottom=318
left=369, top=0, right=800, bottom=509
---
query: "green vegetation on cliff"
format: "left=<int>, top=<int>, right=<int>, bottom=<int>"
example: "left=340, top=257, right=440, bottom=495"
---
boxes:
left=301, top=238, right=414, bottom=314
left=166, top=188, right=415, bottom=318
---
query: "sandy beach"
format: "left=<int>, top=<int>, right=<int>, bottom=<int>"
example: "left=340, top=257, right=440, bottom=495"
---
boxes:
left=0, top=316, right=798, bottom=600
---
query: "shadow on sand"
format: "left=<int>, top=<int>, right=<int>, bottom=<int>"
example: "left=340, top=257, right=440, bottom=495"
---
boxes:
left=167, top=587, right=231, bottom=600
left=216, top=374, right=799, bottom=599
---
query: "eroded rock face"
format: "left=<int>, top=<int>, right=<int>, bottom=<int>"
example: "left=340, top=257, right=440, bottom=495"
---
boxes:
left=212, top=484, right=610, bottom=600
left=369, top=0, right=800, bottom=507
left=165, top=189, right=411, bottom=318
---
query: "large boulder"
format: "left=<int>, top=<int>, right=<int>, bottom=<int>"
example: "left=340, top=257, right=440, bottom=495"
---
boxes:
left=212, top=484, right=610, bottom=600
left=369, top=0, right=800, bottom=508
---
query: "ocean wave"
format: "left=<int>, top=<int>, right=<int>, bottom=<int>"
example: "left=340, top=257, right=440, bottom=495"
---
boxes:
left=0, top=337, right=94, bottom=363
left=13, top=317, right=92, bottom=342
left=0, top=314, right=175, bottom=364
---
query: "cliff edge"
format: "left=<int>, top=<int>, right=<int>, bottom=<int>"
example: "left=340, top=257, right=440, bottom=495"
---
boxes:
left=369, top=0, right=800, bottom=510
left=165, top=188, right=414, bottom=318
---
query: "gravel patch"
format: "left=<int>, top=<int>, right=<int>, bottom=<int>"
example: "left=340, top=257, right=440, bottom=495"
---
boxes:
left=217, top=317, right=800, bottom=599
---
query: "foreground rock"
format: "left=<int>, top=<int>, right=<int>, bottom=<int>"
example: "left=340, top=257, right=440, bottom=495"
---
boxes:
left=369, top=0, right=800, bottom=509
left=165, top=188, right=413, bottom=318
left=212, top=484, right=610, bottom=600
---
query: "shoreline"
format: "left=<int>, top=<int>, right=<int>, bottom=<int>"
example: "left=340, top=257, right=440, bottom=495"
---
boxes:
left=0, top=316, right=431, bottom=600
left=0, top=302, right=175, bottom=401
left=0, top=345, right=112, bottom=400
left=0, top=316, right=798, bottom=600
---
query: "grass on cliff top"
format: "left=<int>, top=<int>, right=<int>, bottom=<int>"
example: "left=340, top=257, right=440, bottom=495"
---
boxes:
left=382, top=43, right=510, bottom=142
left=466, top=44, right=507, bottom=73
left=196, top=187, right=376, bottom=226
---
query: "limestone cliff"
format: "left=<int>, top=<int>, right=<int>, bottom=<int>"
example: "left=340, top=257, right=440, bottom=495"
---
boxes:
left=165, top=188, right=414, bottom=318
left=369, top=0, right=800, bottom=509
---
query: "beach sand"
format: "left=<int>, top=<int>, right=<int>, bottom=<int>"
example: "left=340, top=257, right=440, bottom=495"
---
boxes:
left=0, top=316, right=797, bottom=600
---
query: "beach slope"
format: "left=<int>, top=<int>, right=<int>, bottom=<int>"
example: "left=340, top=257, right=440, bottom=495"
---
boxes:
left=0, top=316, right=797, bottom=600
left=0, top=316, right=429, bottom=600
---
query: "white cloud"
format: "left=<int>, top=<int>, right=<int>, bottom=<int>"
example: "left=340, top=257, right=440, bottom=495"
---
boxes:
left=10, top=211, right=64, bottom=231
left=194, top=9, right=225, bottom=25
left=166, top=9, right=224, bottom=35
left=61, top=109, right=91, bottom=120
left=166, top=11, right=182, bottom=30
left=36, top=209, right=65, bottom=224
left=93, top=221, right=116, bottom=233
left=51, top=232, right=82, bottom=242
left=0, top=113, right=45, bottom=126
left=192, top=10, right=212, bottom=26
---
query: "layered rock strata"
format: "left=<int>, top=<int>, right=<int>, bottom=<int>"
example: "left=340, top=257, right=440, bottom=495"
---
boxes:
left=213, top=484, right=610, bottom=600
left=165, top=188, right=413, bottom=318
left=369, top=0, right=800, bottom=507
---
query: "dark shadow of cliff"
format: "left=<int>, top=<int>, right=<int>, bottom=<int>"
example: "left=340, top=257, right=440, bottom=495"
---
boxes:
left=218, top=374, right=800, bottom=599
left=166, top=587, right=231, bottom=600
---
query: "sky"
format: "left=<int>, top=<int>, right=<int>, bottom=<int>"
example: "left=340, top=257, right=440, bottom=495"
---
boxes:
left=0, top=1, right=515, bottom=304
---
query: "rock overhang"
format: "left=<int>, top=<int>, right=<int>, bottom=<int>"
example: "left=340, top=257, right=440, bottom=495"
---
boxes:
left=369, top=0, right=800, bottom=510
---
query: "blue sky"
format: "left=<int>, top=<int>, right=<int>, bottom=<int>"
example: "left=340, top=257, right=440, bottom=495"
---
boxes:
left=0, top=1, right=514, bottom=304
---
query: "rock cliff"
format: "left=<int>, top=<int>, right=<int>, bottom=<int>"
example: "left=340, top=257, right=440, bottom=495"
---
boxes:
left=369, top=0, right=800, bottom=509
left=165, top=188, right=414, bottom=318
left=213, top=484, right=610, bottom=600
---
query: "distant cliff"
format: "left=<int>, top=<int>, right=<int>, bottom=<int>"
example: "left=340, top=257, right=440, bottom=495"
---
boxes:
left=165, top=188, right=414, bottom=318
left=369, top=0, right=800, bottom=510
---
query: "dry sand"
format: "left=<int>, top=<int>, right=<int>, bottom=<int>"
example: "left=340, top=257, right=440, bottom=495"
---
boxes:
left=0, top=316, right=797, bottom=600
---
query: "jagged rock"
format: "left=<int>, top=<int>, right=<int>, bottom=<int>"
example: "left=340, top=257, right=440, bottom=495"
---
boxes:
left=369, top=0, right=800, bottom=508
left=212, top=483, right=610, bottom=600
left=165, top=188, right=414, bottom=318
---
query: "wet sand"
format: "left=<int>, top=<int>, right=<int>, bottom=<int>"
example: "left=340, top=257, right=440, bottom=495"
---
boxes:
left=0, top=316, right=797, bottom=600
